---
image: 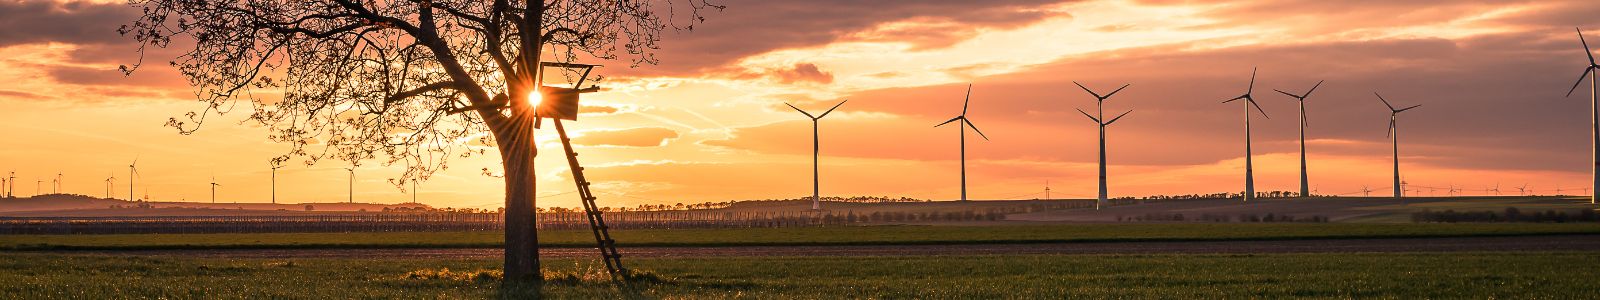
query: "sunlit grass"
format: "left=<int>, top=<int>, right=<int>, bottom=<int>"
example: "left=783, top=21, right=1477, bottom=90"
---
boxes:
left=0, top=252, right=1594, bottom=298
left=2, top=223, right=1597, bottom=250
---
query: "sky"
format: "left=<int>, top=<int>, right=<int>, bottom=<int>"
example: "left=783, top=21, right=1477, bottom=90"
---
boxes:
left=2, top=0, right=1599, bottom=209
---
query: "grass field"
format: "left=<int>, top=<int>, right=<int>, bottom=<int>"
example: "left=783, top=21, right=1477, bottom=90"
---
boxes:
left=0, top=252, right=1594, bottom=298
left=3, top=223, right=1598, bottom=250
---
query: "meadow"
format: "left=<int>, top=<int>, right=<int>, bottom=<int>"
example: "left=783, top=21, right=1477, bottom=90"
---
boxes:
left=0, top=252, right=1594, bottom=298
left=2, top=223, right=1597, bottom=250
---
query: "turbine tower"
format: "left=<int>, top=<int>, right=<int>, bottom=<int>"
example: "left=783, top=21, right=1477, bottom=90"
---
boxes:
left=7, top=171, right=14, bottom=198
left=1565, top=27, right=1599, bottom=204
left=1219, top=68, right=1269, bottom=202
left=54, top=172, right=62, bottom=194
left=1071, top=81, right=1132, bottom=210
left=1276, top=80, right=1323, bottom=198
left=935, top=84, right=990, bottom=201
left=785, top=99, right=848, bottom=210
left=1376, top=93, right=1420, bottom=199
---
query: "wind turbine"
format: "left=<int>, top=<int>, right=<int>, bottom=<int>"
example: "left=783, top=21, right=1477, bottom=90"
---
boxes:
left=1361, top=185, right=1372, bottom=197
left=1517, top=184, right=1529, bottom=196
left=53, top=172, right=62, bottom=194
left=1376, top=93, right=1420, bottom=199
left=785, top=99, right=848, bottom=210
left=1490, top=183, right=1502, bottom=196
left=1072, top=81, right=1132, bottom=209
left=210, top=176, right=221, bottom=204
left=104, top=176, right=115, bottom=199
left=1275, top=80, right=1322, bottom=198
left=1220, top=68, right=1269, bottom=202
left=6, top=171, right=14, bottom=198
left=270, top=164, right=284, bottom=204
left=935, top=84, right=990, bottom=201
left=1565, top=27, right=1600, bottom=205
left=346, top=167, right=356, bottom=204
left=128, top=157, right=139, bottom=201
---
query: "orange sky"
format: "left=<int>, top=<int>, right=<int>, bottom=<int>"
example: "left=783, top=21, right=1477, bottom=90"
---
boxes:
left=1, top=0, right=1598, bottom=209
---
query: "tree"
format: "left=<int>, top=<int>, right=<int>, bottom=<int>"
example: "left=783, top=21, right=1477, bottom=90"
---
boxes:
left=120, top=0, right=720, bottom=282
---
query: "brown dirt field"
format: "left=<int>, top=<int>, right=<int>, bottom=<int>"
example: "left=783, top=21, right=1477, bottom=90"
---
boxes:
left=55, top=234, right=1600, bottom=259
left=1007, top=197, right=1597, bottom=223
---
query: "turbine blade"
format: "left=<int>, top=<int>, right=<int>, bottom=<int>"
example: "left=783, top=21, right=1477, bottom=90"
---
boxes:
left=1103, top=84, right=1131, bottom=99
left=1583, top=27, right=1597, bottom=65
left=785, top=102, right=816, bottom=119
left=1375, top=93, right=1396, bottom=111
left=1274, top=89, right=1301, bottom=99
left=935, top=116, right=962, bottom=127
left=1247, top=67, right=1257, bottom=94
left=1105, top=110, right=1133, bottom=125
left=1222, top=95, right=1245, bottom=103
left=1075, top=108, right=1100, bottom=123
left=1248, top=99, right=1269, bottom=119
left=1567, top=68, right=1594, bottom=98
left=1387, top=119, right=1395, bottom=138
left=965, top=119, right=990, bottom=141
left=817, top=99, right=848, bottom=119
left=1397, top=104, right=1421, bottom=112
left=1073, top=81, right=1102, bottom=99
left=962, top=84, right=972, bottom=115
left=1303, top=80, right=1324, bottom=98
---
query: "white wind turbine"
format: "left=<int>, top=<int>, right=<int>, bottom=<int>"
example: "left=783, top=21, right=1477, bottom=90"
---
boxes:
left=1219, top=68, right=1269, bottom=202
left=935, top=84, right=991, bottom=201
left=1071, top=81, right=1132, bottom=210
left=786, top=99, right=848, bottom=210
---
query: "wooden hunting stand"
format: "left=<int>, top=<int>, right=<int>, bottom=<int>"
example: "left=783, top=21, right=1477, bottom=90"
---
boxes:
left=534, top=62, right=625, bottom=276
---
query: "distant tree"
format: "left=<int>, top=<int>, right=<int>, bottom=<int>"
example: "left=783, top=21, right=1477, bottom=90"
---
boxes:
left=120, top=0, right=720, bottom=282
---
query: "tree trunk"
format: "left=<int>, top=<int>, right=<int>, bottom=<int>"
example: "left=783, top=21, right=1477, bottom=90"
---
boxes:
left=494, top=114, right=539, bottom=282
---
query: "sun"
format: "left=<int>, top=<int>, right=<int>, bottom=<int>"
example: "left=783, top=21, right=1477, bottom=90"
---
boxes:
left=527, top=90, right=543, bottom=107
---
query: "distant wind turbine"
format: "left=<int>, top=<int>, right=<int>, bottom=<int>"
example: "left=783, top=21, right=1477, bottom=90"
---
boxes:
left=104, top=176, right=115, bottom=199
left=1376, top=93, right=1420, bottom=199
left=271, top=164, right=284, bottom=204
left=1219, top=68, right=1269, bottom=202
left=346, top=167, right=356, bottom=204
left=1517, top=184, right=1530, bottom=196
left=786, top=99, right=848, bottom=210
left=210, top=176, right=221, bottom=204
left=128, top=157, right=139, bottom=201
left=54, top=172, right=62, bottom=194
left=1072, top=81, right=1132, bottom=209
left=1565, top=27, right=1599, bottom=204
left=1276, top=80, right=1323, bottom=198
left=935, top=84, right=990, bottom=201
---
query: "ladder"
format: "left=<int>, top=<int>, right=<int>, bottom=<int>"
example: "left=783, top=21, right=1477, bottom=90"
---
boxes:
left=552, top=119, right=625, bottom=276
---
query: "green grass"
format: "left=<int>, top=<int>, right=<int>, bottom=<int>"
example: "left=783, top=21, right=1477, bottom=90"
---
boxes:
left=0, top=252, right=1595, bottom=298
left=2, top=223, right=1598, bottom=250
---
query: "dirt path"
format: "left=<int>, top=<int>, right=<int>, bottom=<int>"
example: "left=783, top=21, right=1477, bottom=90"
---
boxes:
left=52, top=235, right=1600, bottom=259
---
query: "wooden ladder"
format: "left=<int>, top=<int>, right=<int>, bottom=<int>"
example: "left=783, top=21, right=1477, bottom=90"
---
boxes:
left=552, top=119, right=625, bottom=276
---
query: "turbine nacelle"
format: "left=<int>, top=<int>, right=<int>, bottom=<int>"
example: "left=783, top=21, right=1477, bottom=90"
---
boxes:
left=935, top=84, right=990, bottom=141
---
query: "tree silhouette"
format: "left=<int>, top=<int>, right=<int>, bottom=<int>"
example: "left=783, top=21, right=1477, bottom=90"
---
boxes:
left=119, top=0, right=720, bottom=282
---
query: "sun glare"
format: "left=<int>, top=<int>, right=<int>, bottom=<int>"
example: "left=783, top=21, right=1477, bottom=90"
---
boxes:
left=527, top=90, right=543, bottom=107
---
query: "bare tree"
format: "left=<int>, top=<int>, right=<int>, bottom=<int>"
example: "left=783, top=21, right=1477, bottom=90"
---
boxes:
left=119, top=0, right=720, bottom=282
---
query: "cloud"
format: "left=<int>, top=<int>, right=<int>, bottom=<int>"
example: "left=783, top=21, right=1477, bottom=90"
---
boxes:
left=0, top=1, right=135, bottom=47
left=570, top=127, right=681, bottom=147
left=616, top=0, right=1074, bottom=76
